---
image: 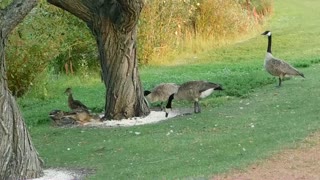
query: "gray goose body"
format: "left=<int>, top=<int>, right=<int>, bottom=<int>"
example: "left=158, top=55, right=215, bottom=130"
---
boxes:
left=262, top=31, right=304, bottom=87
left=165, top=81, right=223, bottom=117
left=144, top=83, right=179, bottom=104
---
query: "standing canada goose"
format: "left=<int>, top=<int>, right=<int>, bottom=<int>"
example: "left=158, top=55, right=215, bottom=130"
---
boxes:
left=165, top=81, right=223, bottom=117
left=144, top=83, right=180, bottom=110
left=261, top=30, right=305, bottom=87
left=64, top=87, right=89, bottom=112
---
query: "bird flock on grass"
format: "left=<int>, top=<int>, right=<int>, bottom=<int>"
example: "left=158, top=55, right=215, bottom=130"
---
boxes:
left=50, top=87, right=100, bottom=126
left=144, top=30, right=305, bottom=117
left=50, top=30, right=306, bottom=124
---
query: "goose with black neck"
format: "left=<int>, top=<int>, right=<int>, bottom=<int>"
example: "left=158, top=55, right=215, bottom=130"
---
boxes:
left=261, top=30, right=305, bottom=87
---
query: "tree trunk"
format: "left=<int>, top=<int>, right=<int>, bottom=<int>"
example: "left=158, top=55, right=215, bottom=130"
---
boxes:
left=92, top=14, right=149, bottom=120
left=0, top=0, right=43, bottom=179
left=0, top=31, right=44, bottom=180
left=48, top=0, right=150, bottom=120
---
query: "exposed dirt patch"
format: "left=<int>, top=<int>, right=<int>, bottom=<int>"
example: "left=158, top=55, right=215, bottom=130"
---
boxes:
left=50, top=107, right=194, bottom=128
left=212, top=132, right=320, bottom=180
left=83, top=108, right=193, bottom=127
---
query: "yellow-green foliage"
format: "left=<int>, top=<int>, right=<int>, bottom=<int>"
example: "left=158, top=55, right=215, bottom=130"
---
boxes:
left=246, top=0, right=273, bottom=15
left=138, top=0, right=273, bottom=65
left=138, top=0, right=192, bottom=64
left=6, top=5, right=62, bottom=97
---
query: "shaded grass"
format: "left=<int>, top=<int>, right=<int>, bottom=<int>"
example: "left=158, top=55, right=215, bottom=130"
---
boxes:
left=19, top=0, right=320, bottom=179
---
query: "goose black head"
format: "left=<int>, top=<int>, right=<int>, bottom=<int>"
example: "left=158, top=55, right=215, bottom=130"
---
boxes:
left=214, top=85, right=224, bottom=91
left=144, top=90, right=151, bottom=96
left=261, top=30, right=272, bottom=36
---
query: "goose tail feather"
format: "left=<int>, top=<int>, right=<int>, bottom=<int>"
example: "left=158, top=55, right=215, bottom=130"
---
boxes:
left=298, top=71, right=305, bottom=78
left=286, top=65, right=305, bottom=78
left=293, top=69, right=305, bottom=78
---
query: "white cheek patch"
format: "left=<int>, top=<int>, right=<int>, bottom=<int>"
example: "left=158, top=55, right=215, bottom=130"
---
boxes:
left=267, top=31, right=272, bottom=36
left=200, top=88, right=214, bottom=99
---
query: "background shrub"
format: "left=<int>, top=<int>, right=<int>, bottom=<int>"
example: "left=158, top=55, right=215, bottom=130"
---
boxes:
left=5, top=0, right=272, bottom=96
left=6, top=3, right=97, bottom=96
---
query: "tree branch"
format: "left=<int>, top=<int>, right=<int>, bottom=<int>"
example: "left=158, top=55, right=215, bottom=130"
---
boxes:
left=116, top=0, right=143, bottom=32
left=47, top=0, right=94, bottom=23
left=0, top=0, right=37, bottom=38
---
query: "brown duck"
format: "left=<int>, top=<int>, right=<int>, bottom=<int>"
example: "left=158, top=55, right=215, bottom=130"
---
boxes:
left=64, top=87, right=89, bottom=112
left=49, top=109, right=100, bottom=125
left=49, top=110, right=76, bottom=126
left=63, top=110, right=100, bottom=125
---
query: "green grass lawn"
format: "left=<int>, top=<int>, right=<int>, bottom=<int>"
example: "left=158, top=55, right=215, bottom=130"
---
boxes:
left=21, top=0, right=320, bottom=179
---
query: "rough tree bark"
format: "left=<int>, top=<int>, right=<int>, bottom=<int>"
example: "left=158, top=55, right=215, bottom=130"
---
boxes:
left=0, top=0, right=44, bottom=179
left=47, top=0, right=150, bottom=120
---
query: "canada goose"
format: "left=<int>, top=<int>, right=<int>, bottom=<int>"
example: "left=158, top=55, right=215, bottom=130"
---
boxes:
left=144, top=83, right=180, bottom=110
left=261, top=30, right=305, bottom=87
left=165, top=81, right=223, bottom=117
left=64, top=87, right=89, bottom=112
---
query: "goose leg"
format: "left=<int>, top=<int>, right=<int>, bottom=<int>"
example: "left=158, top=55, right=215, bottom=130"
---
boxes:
left=277, top=77, right=282, bottom=87
left=194, top=101, right=201, bottom=113
left=165, top=94, right=174, bottom=117
left=279, top=77, right=282, bottom=87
